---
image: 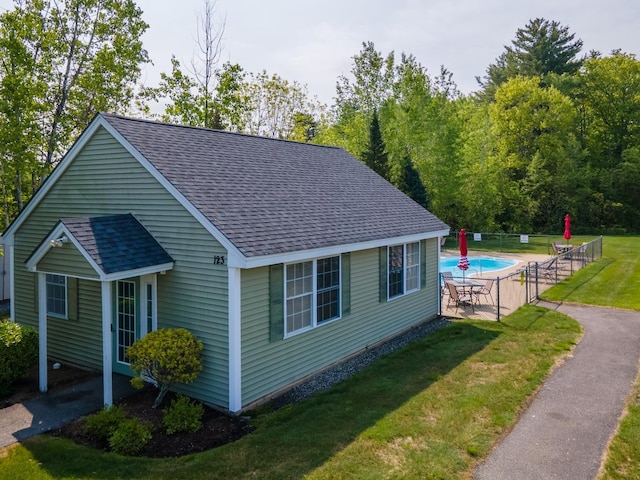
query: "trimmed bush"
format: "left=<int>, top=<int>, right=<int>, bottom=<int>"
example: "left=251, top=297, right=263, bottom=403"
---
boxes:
left=84, top=405, right=127, bottom=440
left=0, top=320, right=38, bottom=396
left=163, top=394, right=204, bottom=434
left=108, top=418, right=152, bottom=456
left=127, top=328, right=203, bottom=408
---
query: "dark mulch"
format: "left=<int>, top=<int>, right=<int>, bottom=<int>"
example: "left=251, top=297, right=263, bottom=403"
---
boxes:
left=52, top=387, right=254, bottom=458
left=2, top=364, right=254, bottom=457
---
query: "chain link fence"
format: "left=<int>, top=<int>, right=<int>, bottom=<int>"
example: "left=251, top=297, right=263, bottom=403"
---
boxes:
left=440, top=236, right=603, bottom=321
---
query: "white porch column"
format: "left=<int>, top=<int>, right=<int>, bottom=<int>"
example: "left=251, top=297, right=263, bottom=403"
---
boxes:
left=8, top=244, right=15, bottom=322
left=38, top=273, right=48, bottom=392
left=228, top=267, right=242, bottom=412
left=101, top=281, right=113, bottom=406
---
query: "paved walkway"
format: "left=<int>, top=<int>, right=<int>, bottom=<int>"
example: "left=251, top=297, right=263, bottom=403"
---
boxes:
left=475, top=301, right=640, bottom=480
left=0, top=374, right=135, bottom=448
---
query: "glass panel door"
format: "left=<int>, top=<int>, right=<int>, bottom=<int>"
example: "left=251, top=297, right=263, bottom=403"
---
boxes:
left=117, top=280, right=136, bottom=365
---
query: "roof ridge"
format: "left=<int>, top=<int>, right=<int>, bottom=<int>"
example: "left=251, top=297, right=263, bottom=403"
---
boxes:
left=99, top=112, right=342, bottom=150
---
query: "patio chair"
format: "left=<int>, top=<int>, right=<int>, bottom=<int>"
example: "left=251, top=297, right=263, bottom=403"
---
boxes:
left=551, top=242, right=564, bottom=255
left=446, top=282, right=474, bottom=312
left=441, top=271, right=453, bottom=299
left=474, top=278, right=495, bottom=305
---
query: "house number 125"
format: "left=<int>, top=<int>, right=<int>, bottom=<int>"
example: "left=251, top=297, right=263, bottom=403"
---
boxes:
left=213, top=255, right=226, bottom=265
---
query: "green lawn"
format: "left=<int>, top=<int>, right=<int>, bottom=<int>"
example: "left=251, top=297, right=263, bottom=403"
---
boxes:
left=0, top=236, right=637, bottom=480
left=541, top=236, right=640, bottom=310
left=1, top=306, right=580, bottom=480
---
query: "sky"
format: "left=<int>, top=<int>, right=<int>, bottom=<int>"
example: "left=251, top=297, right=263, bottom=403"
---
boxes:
left=1, top=0, right=639, bottom=106
left=133, top=0, right=640, bottom=105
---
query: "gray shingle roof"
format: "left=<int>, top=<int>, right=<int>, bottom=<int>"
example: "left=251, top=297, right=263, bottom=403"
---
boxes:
left=61, top=214, right=173, bottom=274
left=101, top=114, right=449, bottom=257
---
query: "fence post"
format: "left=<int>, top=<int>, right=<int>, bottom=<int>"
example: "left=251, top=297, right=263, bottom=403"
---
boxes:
left=496, top=276, right=501, bottom=322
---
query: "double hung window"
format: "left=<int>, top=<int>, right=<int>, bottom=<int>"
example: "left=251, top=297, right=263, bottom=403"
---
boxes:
left=285, top=256, right=341, bottom=336
left=387, top=242, right=420, bottom=299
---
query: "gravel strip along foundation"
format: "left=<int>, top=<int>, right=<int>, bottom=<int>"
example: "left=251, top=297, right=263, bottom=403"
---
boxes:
left=271, top=317, right=452, bottom=408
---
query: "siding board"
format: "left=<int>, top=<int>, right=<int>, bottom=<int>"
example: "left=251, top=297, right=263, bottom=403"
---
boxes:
left=240, top=239, right=440, bottom=406
left=13, top=127, right=231, bottom=408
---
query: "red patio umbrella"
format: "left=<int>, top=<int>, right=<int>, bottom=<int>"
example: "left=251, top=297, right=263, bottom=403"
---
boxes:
left=564, top=214, right=571, bottom=244
left=457, top=228, right=469, bottom=277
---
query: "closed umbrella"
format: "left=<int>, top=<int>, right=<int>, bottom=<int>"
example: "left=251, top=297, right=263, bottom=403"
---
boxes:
left=564, top=214, right=571, bottom=244
left=457, top=228, right=469, bottom=278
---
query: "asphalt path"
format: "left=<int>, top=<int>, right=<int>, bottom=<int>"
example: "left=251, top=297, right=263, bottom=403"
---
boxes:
left=475, top=302, right=640, bottom=480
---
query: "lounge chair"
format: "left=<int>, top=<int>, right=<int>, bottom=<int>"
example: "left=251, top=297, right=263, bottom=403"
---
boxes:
left=474, top=278, right=495, bottom=305
left=539, top=257, right=557, bottom=282
left=446, top=282, right=474, bottom=312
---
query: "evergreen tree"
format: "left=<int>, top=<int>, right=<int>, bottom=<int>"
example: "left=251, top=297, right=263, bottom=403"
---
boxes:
left=361, top=111, right=390, bottom=180
left=395, top=153, right=428, bottom=208
left=478, top=18, right=583, bottom=99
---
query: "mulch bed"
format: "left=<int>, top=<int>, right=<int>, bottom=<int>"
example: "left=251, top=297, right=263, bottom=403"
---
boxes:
left=52, top=387, right=254, bottom=458
left=2, top=365, right=254, bottom=457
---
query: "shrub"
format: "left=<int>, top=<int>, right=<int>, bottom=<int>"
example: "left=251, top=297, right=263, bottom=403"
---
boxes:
left=108, top=418, right=152, bottom=456
left=127, top=328, right=203, bottom=408
left=84, top=405, right=126, bottom=440
left=162, top=394, right=204, bottom=434
left=0, top=320, right=38, bottom=396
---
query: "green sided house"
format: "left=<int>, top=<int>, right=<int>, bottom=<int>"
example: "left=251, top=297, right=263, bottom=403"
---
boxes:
left=3, top=113, right=449, bottom=412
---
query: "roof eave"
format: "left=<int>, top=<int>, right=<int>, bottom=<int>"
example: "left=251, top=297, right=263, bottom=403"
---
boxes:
left=233, top=228, right=450, bottom=269
left=101, top=262, right=175, bottom=282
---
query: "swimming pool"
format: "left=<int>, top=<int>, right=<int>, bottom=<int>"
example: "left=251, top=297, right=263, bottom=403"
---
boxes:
left=440, top=256, right=518, bottom=275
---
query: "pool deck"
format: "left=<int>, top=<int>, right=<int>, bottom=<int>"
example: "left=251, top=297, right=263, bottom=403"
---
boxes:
left=440, top=251, right=554, bottom=321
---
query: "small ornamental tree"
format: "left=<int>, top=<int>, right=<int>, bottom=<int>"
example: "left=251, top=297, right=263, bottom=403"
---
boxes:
left=127, top=328, right=203, bottom=408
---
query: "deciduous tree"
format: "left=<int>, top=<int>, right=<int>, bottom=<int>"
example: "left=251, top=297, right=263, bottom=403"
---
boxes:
left=0, top=0, right=149, bottom=223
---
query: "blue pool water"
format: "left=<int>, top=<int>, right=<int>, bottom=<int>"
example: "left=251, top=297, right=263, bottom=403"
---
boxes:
left=440, top=256, right=518, bottom=275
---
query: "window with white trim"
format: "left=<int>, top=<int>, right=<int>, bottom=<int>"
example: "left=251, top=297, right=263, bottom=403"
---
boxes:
left=285, top=256, right=341, bottom=336
left=46, top=274, right=67, bottom=318
left=388, top=242, right=420, bottom=299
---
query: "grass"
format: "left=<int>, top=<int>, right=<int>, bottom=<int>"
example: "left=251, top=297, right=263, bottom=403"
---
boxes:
left=0, top=306, right=580, bottom=480
left=1, top=235, right=637, bottom=479
left=541, top=236, right=640, bottom=310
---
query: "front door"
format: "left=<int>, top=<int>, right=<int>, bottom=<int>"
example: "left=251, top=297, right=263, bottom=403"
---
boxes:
left=112, top=276, right=157, bottom=376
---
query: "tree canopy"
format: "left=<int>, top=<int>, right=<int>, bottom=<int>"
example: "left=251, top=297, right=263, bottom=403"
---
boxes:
left=478, top=18, right=583, bottom=100
left=1, top=8, right=639, bottom=235
left=0, top=0, right=149, bottom=224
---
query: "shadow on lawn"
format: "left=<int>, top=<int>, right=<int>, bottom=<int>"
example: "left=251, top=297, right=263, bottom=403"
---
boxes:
left=21, top=322, right=500, bottom=479
left=537, top=257, right=614, bottom=305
